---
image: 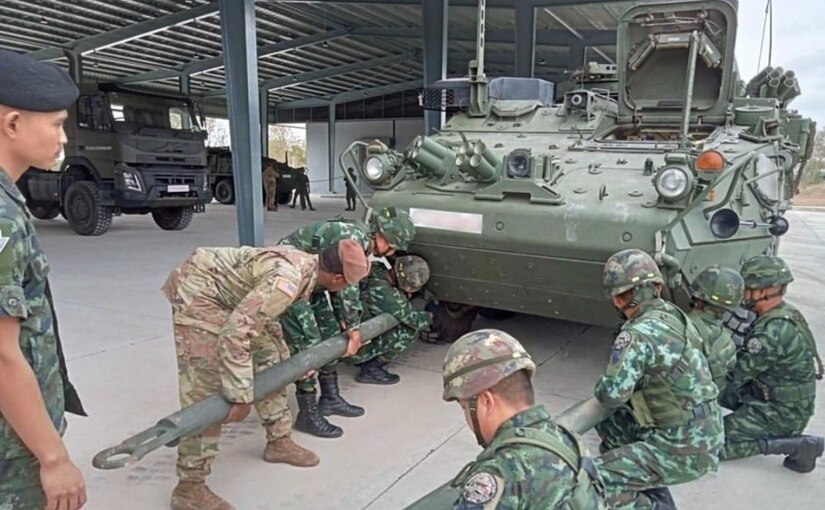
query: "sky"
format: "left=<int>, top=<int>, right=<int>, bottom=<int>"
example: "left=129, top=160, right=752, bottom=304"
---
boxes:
left=734, top=0, right=825, bottom=125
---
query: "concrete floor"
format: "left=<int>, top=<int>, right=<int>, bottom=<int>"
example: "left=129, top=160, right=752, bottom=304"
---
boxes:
left=36, top=198, right=824, bottom=510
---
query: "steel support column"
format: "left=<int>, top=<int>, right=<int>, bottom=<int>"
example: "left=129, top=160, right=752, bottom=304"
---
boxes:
left=328, top=102, right=336, bottom=193
left=422, top=0, right=448, bottom=135
left=515, top=5, right=536, bottom=78
left=179, top=74, right=190, bottom=95
left=260, top=88, right=269, bottom=158
left=219, top=0, right=263, bottom=246
left=568, top=42, right=585, bottom=70
left=65, top=51, right=82, bottom=84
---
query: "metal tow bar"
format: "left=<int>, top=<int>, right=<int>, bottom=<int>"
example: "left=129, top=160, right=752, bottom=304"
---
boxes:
left=403, top=397, right=613, bottom=509
left=93, top=313, right=400, bottom=470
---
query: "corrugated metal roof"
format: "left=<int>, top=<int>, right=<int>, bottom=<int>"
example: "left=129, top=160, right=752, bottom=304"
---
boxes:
left=0, top=1, right=633, bottom=110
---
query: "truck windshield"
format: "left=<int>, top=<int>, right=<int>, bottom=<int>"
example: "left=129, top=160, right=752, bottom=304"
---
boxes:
left=108, top=92, right=202, bottom=132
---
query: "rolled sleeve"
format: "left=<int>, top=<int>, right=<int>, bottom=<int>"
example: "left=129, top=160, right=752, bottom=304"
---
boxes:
left=0, top=285, right=29, bottom=319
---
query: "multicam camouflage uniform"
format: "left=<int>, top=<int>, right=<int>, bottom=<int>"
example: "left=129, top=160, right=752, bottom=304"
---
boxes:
left=349, top=261, right=431, bottom=364
left=0, top=168, right=64, bottom=508
left=594, top=249, right=723, bottom=510
left=263, top=164, right=279, bottom=211
left=687, top=265, right=743, bottom=393
left=443, top=330, right=606, bottom=510
left=161, top=245, right=318, bottom=482
left=719, top=256, right=824, bottom=468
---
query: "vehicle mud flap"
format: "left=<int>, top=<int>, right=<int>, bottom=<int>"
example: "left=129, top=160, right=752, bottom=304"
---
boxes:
left=45, top=280, right=87, bottom=416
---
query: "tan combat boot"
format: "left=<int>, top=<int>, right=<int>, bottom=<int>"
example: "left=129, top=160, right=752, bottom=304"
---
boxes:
left=263, top=437, right=320, bottom=467
left=170, top=481, right=234, bottom=510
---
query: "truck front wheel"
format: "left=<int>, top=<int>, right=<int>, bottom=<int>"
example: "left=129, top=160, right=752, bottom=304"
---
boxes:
left=214, top=179, right=235, bottom=204
left=152, top=207, right=193, bottom=231
left=29, top=204, right=60, bottom=220
left=65, top=181, right=112, bottom=236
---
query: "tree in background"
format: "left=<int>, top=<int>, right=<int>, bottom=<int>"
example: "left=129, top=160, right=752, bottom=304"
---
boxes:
left=268, top=124, right=306, bottom=168
left=804, top=128, right=825, bottom=185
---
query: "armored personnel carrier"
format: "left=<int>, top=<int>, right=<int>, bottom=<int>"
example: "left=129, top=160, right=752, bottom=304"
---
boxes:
left=343, top=0, right=815, bottom=329
left=206, top=147, right=298, bottom=205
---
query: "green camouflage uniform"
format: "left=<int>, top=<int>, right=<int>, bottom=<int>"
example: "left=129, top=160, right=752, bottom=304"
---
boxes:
left=719, top=255, right=823, bottom=460
left=278, top=219, right=372, bottom=389
left=161, top=246, right=318, bottom=482
left=349, top=262, right=431, bottom=364
left=0, top=168, right=65, bottom=509
left=444, top=329, right=606, bottom=510
left=452, top=406, right=607, bottom=510
left=688, top=310, right=736, bottom=394
left=594, top=250, right=723, bottom=510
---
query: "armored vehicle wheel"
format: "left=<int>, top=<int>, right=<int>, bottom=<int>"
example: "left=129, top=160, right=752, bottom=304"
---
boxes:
left=152, top=207, right=193, bottom=231
left=65, top=181, right=112, bottom=236
left=29, top=204, right=60, bottom=220
left=214, top=179, right=235, bottom=204
left=478, top=307, right=516, bottom=321
left=277, top=191, right=292, bottom=204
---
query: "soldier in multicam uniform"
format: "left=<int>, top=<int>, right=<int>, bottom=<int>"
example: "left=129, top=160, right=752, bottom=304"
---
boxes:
left=593, top=249, right=723, bottom=510
left=162, top=239, right=370, bottom=510
left=687, top=265, right=743, bottom=394
left=348, top=255, right=432, bottom=384
left=278, top=207, right=416, bottom=438
left=719, top=255, right=824, bottom=472
left=262, top=161, right=279, bottom=211
left=0, top=50, right=87, bottom=510
left=443, top=329, right=607, bottom=509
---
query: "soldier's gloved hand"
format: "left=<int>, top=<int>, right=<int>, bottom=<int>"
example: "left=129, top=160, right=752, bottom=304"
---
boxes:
left=419, top=328, right=442, bottom=344
left=343, top=328, right=362, bottom=357
left=224, top=403, right=252, bottom=423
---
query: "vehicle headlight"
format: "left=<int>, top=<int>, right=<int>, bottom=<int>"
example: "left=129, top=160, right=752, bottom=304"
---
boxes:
left=654, top=166, right=692, bottom=201
left=122, top=171, right=143, bottom=192
left=363, top=154, right=392, bottom=185
left=506, top=149, right=531, bottom=178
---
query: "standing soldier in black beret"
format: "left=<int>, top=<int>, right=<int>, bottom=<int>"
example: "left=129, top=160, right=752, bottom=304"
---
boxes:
left=0, top=49, right=87, bottom=510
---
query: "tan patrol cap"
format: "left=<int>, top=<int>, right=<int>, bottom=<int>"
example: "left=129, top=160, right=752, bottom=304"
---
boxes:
left=338, top=239, right=370, bottom=284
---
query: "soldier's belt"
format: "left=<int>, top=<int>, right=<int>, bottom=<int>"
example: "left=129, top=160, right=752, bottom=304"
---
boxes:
left=750, top=380, right=817, bottom=402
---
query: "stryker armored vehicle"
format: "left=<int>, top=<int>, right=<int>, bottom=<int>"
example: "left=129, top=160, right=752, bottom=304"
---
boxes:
left=20, top=83, right=210, bottom=235
left=206, top=147, right=298, bottom=205
left=343, top=0, right=815, bottom=329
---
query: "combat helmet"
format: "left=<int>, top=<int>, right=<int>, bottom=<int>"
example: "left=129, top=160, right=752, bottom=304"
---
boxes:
left=442, top=329, right=535, bottom=402
left=372, top=207, right=415, bottom=250
left=740, top=255, right=794, bottom=289
left=393, top=255, right=430, bottom=293
left=602, top=249, right=663, bottom=296
left=689, top=265, right=745, bottom=311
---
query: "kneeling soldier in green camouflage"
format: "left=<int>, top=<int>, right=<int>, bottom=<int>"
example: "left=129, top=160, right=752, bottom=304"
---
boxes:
left=161, top=239, right=369, bottom=510
left=719, top=255, right=824, bottom=472
left=443, top=329, right=607, bottom=509
left=593, top=249, right=723, bottom=510
left=687, top=265, right=743, bottom=394
left=349, top=255, right=432, bottom=384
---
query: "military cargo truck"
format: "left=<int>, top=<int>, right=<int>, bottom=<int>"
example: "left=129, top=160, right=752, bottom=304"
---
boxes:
left=19, top=83, right=210, bottom=235
left=345, top=0, right=814, bottom=331
left=206, top=147, right=298, bottom=205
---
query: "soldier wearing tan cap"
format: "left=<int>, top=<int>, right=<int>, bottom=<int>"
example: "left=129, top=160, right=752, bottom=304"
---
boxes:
left=161, top=239, right=369, bottom=510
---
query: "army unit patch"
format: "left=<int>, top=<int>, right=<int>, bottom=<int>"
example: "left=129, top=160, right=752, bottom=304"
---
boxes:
left=613, top=331, right=632, bottom=350
left=274, top=277, right=298, bottom=298
left=746, top=337, right=763, bottom=354
left=462, top=472, right=498, bottom=504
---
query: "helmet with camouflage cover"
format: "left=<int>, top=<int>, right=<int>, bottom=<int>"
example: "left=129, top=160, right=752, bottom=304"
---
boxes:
left=740, top=255, right=794, bottom=289
left=442, top=329, right=535, bottom=401
left=602, top=249, right=664, bottom=296
left=393, top=255, right=430, bottom=293
left=689, top=265, right=745, bottom=311
left=372, top=207, right=415, bottom=250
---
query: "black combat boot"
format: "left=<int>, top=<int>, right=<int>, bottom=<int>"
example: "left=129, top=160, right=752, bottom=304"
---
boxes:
left=317, top=371, right=365, bottom=417
left=355, top=357, right=400, bottom=385
left=644, top=487, right=677, bottom=510
left=294, top=390, right=343, bottom=438
left=763, top=436, right=825, bottom=473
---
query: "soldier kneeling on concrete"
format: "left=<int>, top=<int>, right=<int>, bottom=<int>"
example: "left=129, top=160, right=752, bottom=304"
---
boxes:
left=719, top=255, right=824, bottom=472
left=443, top=329, right=607, bottom=509
left=348, top=255, right=433, bottom=384
left=161, top=239, right=369, bottom=510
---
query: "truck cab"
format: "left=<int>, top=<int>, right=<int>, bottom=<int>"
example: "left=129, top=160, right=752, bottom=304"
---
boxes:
left=19, top=83, right=210, bottom=235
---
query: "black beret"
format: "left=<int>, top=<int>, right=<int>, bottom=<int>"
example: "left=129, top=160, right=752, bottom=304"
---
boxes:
left=0, top=49, right=79, bottom=112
